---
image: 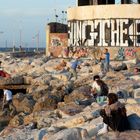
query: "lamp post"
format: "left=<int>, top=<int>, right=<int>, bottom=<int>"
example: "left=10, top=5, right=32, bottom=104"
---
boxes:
left=61, top=11, right=67, bottom=24
left=0, top=32, right=4, bottom=48
left=54, top=9, right=58, bottom=22
left=33, top=31, right=39, bottom=52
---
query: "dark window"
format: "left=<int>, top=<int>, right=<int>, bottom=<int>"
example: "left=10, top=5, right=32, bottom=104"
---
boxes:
left=78, top=0, right=90, bottom=6
left=108, top=0, right=115, bottom=4
left=121, top=0, right=131, bottom=4
left=137, top=23, right=140, bottom=32
left=98, top=0, right=106, bottom=4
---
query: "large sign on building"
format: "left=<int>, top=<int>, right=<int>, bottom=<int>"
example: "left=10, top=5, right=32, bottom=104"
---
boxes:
left=68, top=19, right=140, bottom=47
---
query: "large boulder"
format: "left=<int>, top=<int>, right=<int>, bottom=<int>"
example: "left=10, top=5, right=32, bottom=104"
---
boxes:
left=9, top=113, right=26, bottom=127
left=13, top=93, right=35, bottom=113
left=0, top=75, right=24, bottom=85
left=34, top=128, right=47, bottom=140
left=56, top=102, right=83, bottom=118
left=44, top=128, right=90, bottom=140
left=64, top=86, right=92, bottom=103
left=24, top=111, right=59, bottom=128
left=33, top=95, right=57, bottom=112
left=96, top=130, right=140, bottom=140
left=32, top=74, right=52, bottom=85
left=132, top=88, right=140, bottom=99
left=126, top=104, right=140, bottom=116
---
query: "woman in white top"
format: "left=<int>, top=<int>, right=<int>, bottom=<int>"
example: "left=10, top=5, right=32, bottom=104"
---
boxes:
left=91, top=75, right=102, bottom=97
left=75, top=75, right=108, bottom=106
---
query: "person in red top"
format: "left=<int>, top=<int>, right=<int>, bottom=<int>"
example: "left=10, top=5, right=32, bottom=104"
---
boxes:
left=0, top=61, right=11, bottom=78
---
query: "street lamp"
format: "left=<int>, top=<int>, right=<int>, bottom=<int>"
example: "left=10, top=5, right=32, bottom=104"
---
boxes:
left=33, top=31, right=39, bottom=52
left=61, top=11, right=67, bottom=24
left=54, top=9, right=58, bottom=22
left=0, top=32, right=4, bottom=48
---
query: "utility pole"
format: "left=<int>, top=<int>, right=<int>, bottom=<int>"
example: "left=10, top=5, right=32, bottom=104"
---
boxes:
left=33, top=31, right=39, bottom=52
left=19, top=29, right=22, bottom=51
left=54, top=9, right=58, bottom=22
left=5, top=40, right=7, bottom=49
left=37, top=32, right=39, bottom=52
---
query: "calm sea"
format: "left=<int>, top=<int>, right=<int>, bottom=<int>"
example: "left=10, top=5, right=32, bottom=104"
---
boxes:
left=0, top=47, right=45, bottom=53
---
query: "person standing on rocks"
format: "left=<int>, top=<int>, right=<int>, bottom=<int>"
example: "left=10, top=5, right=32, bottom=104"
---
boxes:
left=68, top=57, right=81, bottom=81
left=2, top=89, right=16, bottom=116
left=100, top=48, right=110, bottom=74
left=98, top=93, right=130, bottom=135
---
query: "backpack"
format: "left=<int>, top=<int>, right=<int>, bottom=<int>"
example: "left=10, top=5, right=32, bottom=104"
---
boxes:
left=100, top=82, right=109, bottom=96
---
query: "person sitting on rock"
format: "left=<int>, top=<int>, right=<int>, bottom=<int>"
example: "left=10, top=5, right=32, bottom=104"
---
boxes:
left=98, top=93, right=130, bottom=135
left=0, top=61, right=11, bottom=78
left=75, top=75, right=108, bottom=106
left=2, top=89, right=16, bottom=116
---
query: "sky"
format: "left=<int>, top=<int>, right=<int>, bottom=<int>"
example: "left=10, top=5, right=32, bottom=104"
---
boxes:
left=0, top=0, right=75, bottom=48
left=0, top=0, right=138, bottom=48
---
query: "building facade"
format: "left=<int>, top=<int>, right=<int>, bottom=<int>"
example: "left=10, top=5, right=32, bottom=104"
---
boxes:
left=46, top=22, right=68, bottom=57
left=67, top=0, right=140, bottom=48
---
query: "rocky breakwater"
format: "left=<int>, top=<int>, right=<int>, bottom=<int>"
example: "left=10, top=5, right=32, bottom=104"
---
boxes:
left=0, top=54, right=139, bottom=139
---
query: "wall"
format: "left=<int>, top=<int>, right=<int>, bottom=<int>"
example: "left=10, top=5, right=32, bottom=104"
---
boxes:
left=67, top=4, right=140, bottom=47
left=68, top=19, right=140, bottom=47
left=46, top=23, right=68, bottom=57
left=48, top=33, right=68, bottom=57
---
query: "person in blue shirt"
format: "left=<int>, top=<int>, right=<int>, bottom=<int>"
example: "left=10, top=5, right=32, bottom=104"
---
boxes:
left=100, top=48, right=110, bottom=74
left=68, top=57, right=81, bottom=80
left=104, top=48, right=110, bottom=73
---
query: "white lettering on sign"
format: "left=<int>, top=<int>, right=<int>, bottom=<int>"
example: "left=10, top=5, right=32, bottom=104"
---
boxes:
left=68, top=19, right=140, bottom=47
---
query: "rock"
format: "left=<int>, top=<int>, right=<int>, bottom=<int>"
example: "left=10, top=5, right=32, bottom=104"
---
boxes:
left=96, top=130, right=140, bottom=140
left=30, top=59, right=44, bottom=66
left=126, top=104, right=140, bottom=116
left=125, top=98, right=137, bottom=104
left=44, top=128, right=90, bottom=140
left=32, top=74, right=52, bottom=85
left=33, top=96, right=57, bottom=112
left=9, top=113, right=26, bottom=127
left=34, top=128, right=47, bottom=140
left=24, top=76, right=34, bottom=84
left=0, top=126, right=17, bottom=137
left=56, top=102, right=83, bottom=118
left=30, top=85, right=50, bottom=101
left=130, top=75, right=140, bottom=81
left=24, top=111, right=59, bottom=128
left=49, top=79, right=64, bottom=89
left=80, top=117, right=103, bottom=137
left=0, top=75, right=24, bottom=85
left=13, top=94, right=35, bottom=114
left=92, top=64, right=101, bottom=75
left=24, top=113, right=34, bottom=125
left=113, top=63, right=127, bottom=71
left=64, top=86, right=92, bottom=103
left=52, top=111, right=94, bottom=128
left=132, top=88, right=140, bottom=98
left=52, top=73, right=68, bottom=82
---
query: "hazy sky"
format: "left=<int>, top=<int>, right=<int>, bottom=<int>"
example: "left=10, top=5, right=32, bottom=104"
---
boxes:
left=0, top=0, right=138, bottom=48
left=0, top=0, right=75, bottom=48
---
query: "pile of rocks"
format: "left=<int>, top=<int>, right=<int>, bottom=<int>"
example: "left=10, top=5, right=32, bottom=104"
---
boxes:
left=0, top=54, right=139, bottom=139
